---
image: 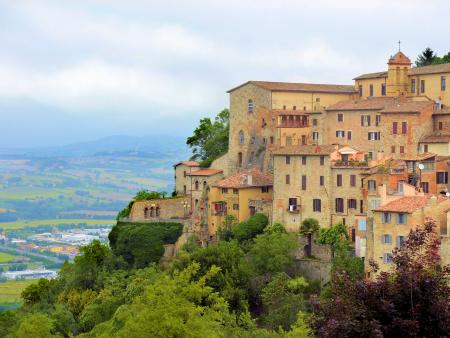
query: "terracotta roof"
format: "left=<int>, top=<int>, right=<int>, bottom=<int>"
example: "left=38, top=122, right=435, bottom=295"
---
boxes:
left=420, top=134, right=450, bottom=143
left=227, top=81, right=356, bottom=94
left=374, top=195, right=447, bottom=213
left=174, top=160, right=200, bottom=167
left=409, top=63, right=450, bottom=76
left=272, top=144, right=338, bottom=156
left=380, top=99, right=434, bottom=114
left=402, top=152, right=437, bottom=161
left=353, top=71, right=387, bottom=80
left=186, top=168, right=222, bottom=176
left=388, top=51, right=412, bottom=65
left=326, top=97, right=396, bottom=111
left=214, top=168, right=273, bottom=189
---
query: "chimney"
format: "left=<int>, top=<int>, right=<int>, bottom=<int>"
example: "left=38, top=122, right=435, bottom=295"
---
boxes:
left=247, top=175, right=253, bottom=185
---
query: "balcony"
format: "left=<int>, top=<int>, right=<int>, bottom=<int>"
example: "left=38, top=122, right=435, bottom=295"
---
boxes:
left=333, top=159, right=368, bottom=168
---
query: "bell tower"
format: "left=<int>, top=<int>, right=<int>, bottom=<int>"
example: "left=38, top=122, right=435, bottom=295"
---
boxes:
left=386, top=45, right=411, bottom=97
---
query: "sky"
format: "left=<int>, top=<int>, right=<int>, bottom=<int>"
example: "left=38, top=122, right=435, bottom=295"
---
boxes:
left=1, top=0, right=450, bottom=148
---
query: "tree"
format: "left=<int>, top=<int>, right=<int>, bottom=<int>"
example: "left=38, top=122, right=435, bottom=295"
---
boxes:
left=318, top=222, right=348, bottom=259
left=300, top=218, right=319, bottom=257
left=415, top=47, right=438, bottom=67
left=311, top=219, right=450, bottom=338
left=11, top=313, right=59, bottom=338
left=218, top=214, right=238, bottom=241
left=187, top=108, right=229, bottom=167
left=232, top=213, right=268, bottom=245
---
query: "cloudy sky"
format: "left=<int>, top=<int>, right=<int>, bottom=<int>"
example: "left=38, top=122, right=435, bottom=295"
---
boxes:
left=1, top=0, right=449, bottom=148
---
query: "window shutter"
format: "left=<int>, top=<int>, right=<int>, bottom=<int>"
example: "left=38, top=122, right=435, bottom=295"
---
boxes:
left=361, top=115, right=364, bottom=126
left=393, top=122, right=398, bottom=134
left=367, top=116, right=371, bottom=126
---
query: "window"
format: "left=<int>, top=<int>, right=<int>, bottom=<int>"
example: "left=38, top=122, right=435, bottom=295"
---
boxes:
left=393, top=122, right=398, bottom=134
left=285, top=174, right=290, bottom=185
left=350, top=175, right=356, bottom=187
left=238, top=130, right=244, bottom=145
left=396, top=213, right=407, bottom=224
left=337, top=174, right=342, bottom=187
left=233, top=188, right=239, bottom=194
left=286, top=155, right=291, bottom=164
left=401, top=122, right=407, bottom=134
left=335, top=198, right=344, bottom=213
left=313, top=199, right=321, bottom=212
left=370, top=199, right=381, bottom=210
left=437, top=172, right=449, bottom=184
left=238, top=152, right=243, bottom=166
left=398, top=181, right=404, bottom=193
left=301, top=175, right=307, bottom=190
left=396, top=236, right=405, bottom=248
left=400, top=146, right=404, bottom=154
left=381, top=83, right=386, bottom=96
left=301, top=135, right=307, bottom=145
left=195, top=181, right=199, bottom=190
left=320, top=156, right=324, bottom=166
left=336, top=130, right=345, bottom=138
left=183, top=185, right=187, bottom=194
left=312, top=132, right=319, bottom=141
left=348, top=199, right=357, bottom=209
left=320, top=176, right=324, bottom=186
left=313, top=118, right=317, bottom=126
left=358, top=219, right=367, bottom=231
left=337, top=113, right=344, bottom=122
left=421, top=79, right=425, bottom=93
left=347, top=131, right=352, bottom=140
left=442, top=76, right=446, bottom=91
left=302, top=156, right=306, bottom=165
left=261, top=186, right=270, bottom=193
left=439, top=121, right=443, bottom=130
left=391, top=146, right=395, bottom=153
left=221, top=188, right=228, bottom=194
left=368, top=132, right=380, bottom=140
left=270, top=136, right=274, bottom=144
left=421, top=182, right=429, bottom=193
left=249, top=151, right=254, bottom=164
left=288, top=198, right=298, bottom=212
left=293, top=105, right=296, bottom=110
left=360, top=200, right=364, bottom=214
left=369, top=84, right=373, bottom=97
left=375, top=115, right=381, bottom=126
left=382, top=212, right=391, bottom=224
left=283, top=105, right=286, bottom=110
left=233, top=204, right=239, bottom=210
left=383, top=253, right=393, bottom=264
left=382, top=234, right=392, bottom=244
left=361, top=115, right=371, bottom=126
left=144, top=207, right=149, bottom=219
left=368, top=180, right=376, bottom=191
left=358, top=85, right=362, bottom=97
left=248, top=99, right=254, bottom=113
left=411, top=79, right=416, bottom=94
left=423, top=144, right=428, bottom=152
left=249, top=206, right=256, bottom=216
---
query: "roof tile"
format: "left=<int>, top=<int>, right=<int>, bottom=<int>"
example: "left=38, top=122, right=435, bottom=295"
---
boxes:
left=215, top=168, right=273, bottom=189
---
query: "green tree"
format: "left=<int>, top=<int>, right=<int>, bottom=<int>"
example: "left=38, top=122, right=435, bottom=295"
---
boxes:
left=318, top=222, right=348, bottom=259
left=299, top=218, right=319, bottom=257
left=232, top=213, right=268, bottom=245
left=218, top=214, right=237, bottom=241
left=187, top=108, right=229, bottom=167
left=415, top=47, right=438, bottom=67
left=10, top=313, right=59, bottom=338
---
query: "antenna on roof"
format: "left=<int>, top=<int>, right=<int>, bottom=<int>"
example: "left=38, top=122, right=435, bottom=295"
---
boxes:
left=398, top=40, right=401, bottom=52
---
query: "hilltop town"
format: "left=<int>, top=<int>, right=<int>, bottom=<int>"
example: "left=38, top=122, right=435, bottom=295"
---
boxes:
left=126, top=49, right=450, bottom=274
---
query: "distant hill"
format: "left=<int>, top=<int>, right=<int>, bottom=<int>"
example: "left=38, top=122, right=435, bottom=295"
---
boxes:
left=0, top=135, right=191, bottom=159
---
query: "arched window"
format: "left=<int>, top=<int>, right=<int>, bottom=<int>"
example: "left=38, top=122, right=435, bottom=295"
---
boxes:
left=195, top=181, right=199, bottom=190
left=238, top=152, right=243, bottom=167
left=239, top=130, right=244, bottom=145
left=144, top=207, right=149, bottom=219
left=195, top=199, right=199, bottom=207
left=150, top=207, right=154, bottom=217
left=203, top=181, right=207, bottom=188
left=155, top=207, right=160, bottom=217
left=248, top=99, right=254, bottom=113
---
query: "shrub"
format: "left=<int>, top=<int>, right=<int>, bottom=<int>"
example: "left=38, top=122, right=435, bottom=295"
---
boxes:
left=232, top=213, right=269, bottom=244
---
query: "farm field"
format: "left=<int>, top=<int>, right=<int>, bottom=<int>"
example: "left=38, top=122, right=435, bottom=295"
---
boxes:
left=0, top=252, right=17, bottom=263
left=0, top=219, right=114, bottom=230
left=0, top=279, right=35, bottom=304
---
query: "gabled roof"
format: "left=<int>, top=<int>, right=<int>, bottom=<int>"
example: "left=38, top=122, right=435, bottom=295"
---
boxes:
left=174, top=160, right=200, bottom=168
left=374, top=195, right=446, bottom=213
left=214, top=168, right=273, bottom=189
left=326, top=97, right=396, bottom=111
left=353, top=71, right=388, bottom=80
left=409, top=63, right=450, bottom=76
left=227, top=81, right=356, bottom=94
left=186, top=169, right=222, bottom=176
left=388, top=51, right=412, bottom=65
left=272, top=144, right=338, bottom=156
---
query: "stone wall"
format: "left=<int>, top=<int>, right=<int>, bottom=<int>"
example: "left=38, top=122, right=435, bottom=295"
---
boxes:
left=128, top=196, right=190, bottom=221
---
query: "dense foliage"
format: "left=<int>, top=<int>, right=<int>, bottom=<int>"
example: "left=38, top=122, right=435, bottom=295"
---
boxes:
left=415, top=47, right=450, bottom=67
left=1, top=216, right=449, bottom=337
left=187, top=108, right=229, bottom=167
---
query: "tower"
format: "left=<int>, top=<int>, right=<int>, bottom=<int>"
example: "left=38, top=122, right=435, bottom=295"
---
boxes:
left=386, top=50, right=411, bottom=97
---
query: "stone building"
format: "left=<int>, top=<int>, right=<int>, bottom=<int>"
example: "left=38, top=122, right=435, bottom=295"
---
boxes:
left=208, top=168, right=273, bottom=236
left=174, top=160, right=200, bottom=195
